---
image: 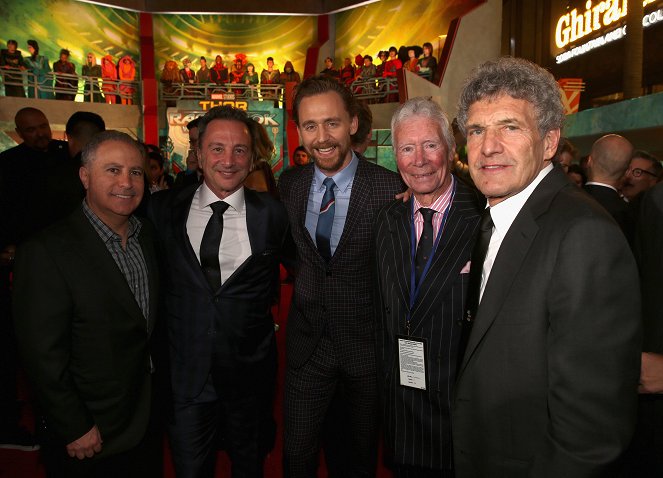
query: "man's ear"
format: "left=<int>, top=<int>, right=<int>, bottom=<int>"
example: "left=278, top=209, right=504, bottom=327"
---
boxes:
left=79, top=166, right=90, bottom=190
left=543, top=129, right=561, bottom=161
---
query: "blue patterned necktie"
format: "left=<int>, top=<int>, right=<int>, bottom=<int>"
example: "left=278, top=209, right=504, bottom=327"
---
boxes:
left=316, top=177, right=336, bottom=261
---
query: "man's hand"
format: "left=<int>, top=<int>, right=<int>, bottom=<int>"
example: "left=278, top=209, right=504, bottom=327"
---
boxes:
left=66, top=425, right=103, bottom=459
left=639, top=352, right=663, bottom=394
left=395, top=188, right=411, bottom=203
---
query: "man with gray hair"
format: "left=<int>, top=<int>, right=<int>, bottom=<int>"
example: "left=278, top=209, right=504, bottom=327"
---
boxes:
left=584, top=134, right=635, bottom=245
left=452, top=57, right=641, bottom=477
left=13, top=131, right=162, bottom=477
left=374, top=97, right=482, bottom=477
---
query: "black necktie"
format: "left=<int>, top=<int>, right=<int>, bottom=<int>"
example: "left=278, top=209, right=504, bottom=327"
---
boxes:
left=466, top=207, right=494, bottom=321
left=414, top=208, right=435, bottom=286
left=200, top=201, right=229, bottom=290
left=316, top=177, right=336, bottom=262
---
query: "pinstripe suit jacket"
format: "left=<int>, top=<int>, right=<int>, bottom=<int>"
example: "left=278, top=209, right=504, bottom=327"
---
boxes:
left=374, top=178, right=481, bottom=469
left=278, top=158, right=403, bottom=372
left=148, top=185, right=292, bottom=400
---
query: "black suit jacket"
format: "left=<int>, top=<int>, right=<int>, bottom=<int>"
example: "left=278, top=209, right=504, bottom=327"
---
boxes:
left=374, top=179, right=481, bottom=469
left=583, top=183, right=635, bottom=246
left=148, top=185, right=292, bottom=400
left=453, top=167, right=642, bottom=477
left=278, top=158, right=403, bottom=372
left=12, top=206, right=159, bottom=457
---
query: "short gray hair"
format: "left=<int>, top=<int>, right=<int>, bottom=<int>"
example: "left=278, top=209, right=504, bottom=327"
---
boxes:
left=81, top=130, right=144, bottom=166
left=391, top=97, right=456, bottom=157
left=456, top=57, right=564, bottom=137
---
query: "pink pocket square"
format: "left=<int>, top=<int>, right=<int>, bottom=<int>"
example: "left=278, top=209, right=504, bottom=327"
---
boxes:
left=460, top=261, right=471, bottom=274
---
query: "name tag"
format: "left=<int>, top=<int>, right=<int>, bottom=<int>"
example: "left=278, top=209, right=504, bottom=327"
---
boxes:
left=397, top=335, right=427, bottom=390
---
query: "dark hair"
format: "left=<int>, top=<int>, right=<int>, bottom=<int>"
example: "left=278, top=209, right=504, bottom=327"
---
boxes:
left=389, top=46, right=397, bottom=54
left=187, top=117, right=200, bottom=130
left=567, top=164, right=587, bottom=185
left=294, top=145, right=307, bottom=155
left=59, top=48, right=70, bottom=57
left=197, top=105, right=254, bottom=146
left=27, top=40, right=39, bottom=55
left=556, top=137, right=577, bottom=161
left=267, top=56, right=274, bottom=62
left=632, top=150, right=663, bottom=177
left=7, top=39, right=17, bottom=47
left=363, top=55, right=373, bottom=62
left=66, top=111, right=105, bottom=136
left=148, top=151, right=165, bottom=168
left=423, top=42, right=433, bottom=52
left=351, top=102, right=373, bottom=146
left=325, top=57, right=333, bottom=63
left=200, top=56, right=206, bottom=61
left=292, top=76, right=357, bottom=125
left=81, top=130, right=144, bottom=166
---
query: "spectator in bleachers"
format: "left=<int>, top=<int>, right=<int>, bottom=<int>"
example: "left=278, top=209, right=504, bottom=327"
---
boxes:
left=53, top=48, right=76, bottom=101
left=179, top=58, right=195, bottom=96
left=281, top=61, right=301, bottom=85
left=319, top=57, right=339, bottom=80
left=102, top=54, right=118, bottom=104
left=24, top=40, right=51, bottom=99
left=340, top=57, right=355, bottom=87
left=243, top=63, right=259, bottom=86
left=195, top=56, right=211, bottom=84
left=82, top=53, right=103, bottom=103
left=0, top=40, right=25, bottom=97
left=290, top=145, right=309, bottom=167
left=260, top=57, right=280, bottom=86
left=404, top=46, right=421, bottom=73
left=358, top=55, right=376, bottom=79
left=210, top=55, right=228, bottom=85
left=118, top=55, right=136, bottom=105
left=418, top=42, right=437, bottom=82
left=376, top=50, right=388, bottom=77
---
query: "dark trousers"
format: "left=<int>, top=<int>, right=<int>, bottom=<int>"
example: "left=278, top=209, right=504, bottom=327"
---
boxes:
left=169, top=365, right=276, bottom=478
left=283, top=332, right=378, bottom=478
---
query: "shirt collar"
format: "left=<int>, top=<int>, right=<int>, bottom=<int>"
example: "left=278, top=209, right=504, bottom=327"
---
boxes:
left=312, top=152, right=359, bottom=193
left=585, top=181, right=618, bottom=192
left=82, top=199, right=141, bottom=243
left=199, top=182, right=245, bottom=214
left=489, top=164, right=553, bottom=237
left=412, top=175, right=456, bottom=215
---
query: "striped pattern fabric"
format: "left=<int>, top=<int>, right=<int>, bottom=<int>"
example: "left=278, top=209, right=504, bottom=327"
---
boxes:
left=374, top=179, right=481, bottom=470
left=83, top=201, right=150, bottom=321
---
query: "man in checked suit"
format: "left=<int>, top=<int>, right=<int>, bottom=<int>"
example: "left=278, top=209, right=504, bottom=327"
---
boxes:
left=374, top=98, right=481, bottom=477
left=452, top=57, right=641, bottom=477
left=278, top=76, right=403, bottom=477
left=13, top=131, right=162, bottom=477
left=149, top=106, right=292, bottom=477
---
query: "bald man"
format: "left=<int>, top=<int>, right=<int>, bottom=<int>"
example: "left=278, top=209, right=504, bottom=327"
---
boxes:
left=584, top=134, right=635, bottom=246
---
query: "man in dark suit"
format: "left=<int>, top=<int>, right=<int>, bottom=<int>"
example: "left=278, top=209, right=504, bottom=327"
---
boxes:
left=451, top=57, right=641, bottom=477
left=621, top=182, right=663, bottom=476
left=584, top=134, right=635, bottom=245
left=12, top=131, right=161, bottom=477
left=374, top=97, right=481, bottom=477
left=279, top=76, right=403, bottom=477
left=149, top=106, right=291, bottom=478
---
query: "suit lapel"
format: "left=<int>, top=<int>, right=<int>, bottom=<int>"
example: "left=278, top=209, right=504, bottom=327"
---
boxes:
left=293, top=165, right=318, bottom=254
left=409, top=184, right=479, bottom=330
left=458, top=168, right=568, bottom=374
left=69, top=209, right=146, bottom=327
left=138, top=225, right=159, bottom=335
left=332, top=158, right=370, bottom=263
left=170, top=185, right=210, bottom=287
left=389, top=200, right=413, bottom=312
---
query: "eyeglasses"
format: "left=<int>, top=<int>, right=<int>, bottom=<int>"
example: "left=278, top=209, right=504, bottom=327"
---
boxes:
left=627, top=167, right=657, bottom=178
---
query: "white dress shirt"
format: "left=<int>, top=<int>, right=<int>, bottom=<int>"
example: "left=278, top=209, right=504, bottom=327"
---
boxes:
left=480, top=164, right=553, bottom=301
left=186, top=183, right=252, bottom=285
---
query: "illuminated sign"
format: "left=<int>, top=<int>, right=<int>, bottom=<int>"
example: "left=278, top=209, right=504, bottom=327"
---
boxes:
left=555, top=3, right=663, bottom=63
left=555, top=0, right=659, bottom=49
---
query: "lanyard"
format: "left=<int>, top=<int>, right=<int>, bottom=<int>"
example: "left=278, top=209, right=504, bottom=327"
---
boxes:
left=406, top=179, right=456, bottom=335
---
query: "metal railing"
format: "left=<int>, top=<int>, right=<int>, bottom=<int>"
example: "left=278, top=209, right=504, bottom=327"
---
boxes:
left=350, top=77, right=399, bottom=102
left=160, top=82, right=283, bottom=103
left=0, top=68, right=140, bottom=103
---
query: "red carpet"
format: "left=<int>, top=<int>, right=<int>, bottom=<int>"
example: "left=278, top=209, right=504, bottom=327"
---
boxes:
left=1, top=279, right=391, bottom=478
